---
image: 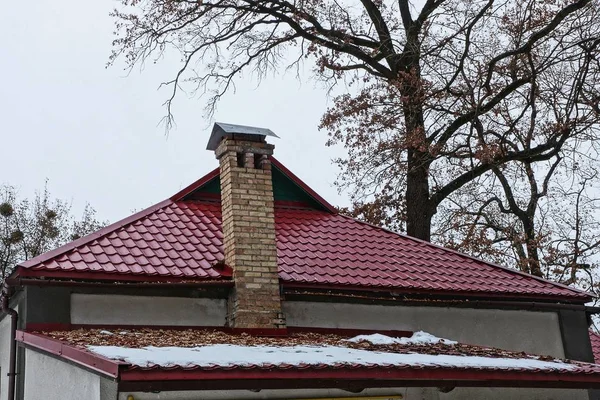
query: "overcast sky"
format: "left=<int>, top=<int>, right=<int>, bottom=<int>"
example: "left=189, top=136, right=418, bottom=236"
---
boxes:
left=0, top=0, right=349, bottom=223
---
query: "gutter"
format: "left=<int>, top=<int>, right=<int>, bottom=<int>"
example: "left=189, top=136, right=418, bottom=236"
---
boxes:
left=1, top=284, right=18, bottom=400
left=4, top=277, right=234, bottom=289
left=118, top=366, right=600, bottom=391
left=284, top=287, right=599, bottom=313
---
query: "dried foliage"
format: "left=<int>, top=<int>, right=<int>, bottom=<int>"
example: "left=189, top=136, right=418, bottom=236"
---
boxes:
left=44, top=328, right=565, bottom=362
left=0, top=183, right=106, bottom=281
left=110, top=0, right=600, bottom=292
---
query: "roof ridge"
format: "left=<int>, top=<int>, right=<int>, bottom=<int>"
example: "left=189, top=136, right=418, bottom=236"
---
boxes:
left=337, top=213, right=592, bottom=301
left=17, top=199, right=174, bottom=270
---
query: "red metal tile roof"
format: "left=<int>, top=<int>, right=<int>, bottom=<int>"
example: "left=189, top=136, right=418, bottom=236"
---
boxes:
left=16, top=329, right=600, bottom=389
left=590, top=331, right=600, bottom=362
left=14, top=162, right=591, bottom=302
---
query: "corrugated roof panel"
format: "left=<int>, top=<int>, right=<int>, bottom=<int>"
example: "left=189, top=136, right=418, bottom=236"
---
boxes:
left=13, top=161, right=592, bottom=302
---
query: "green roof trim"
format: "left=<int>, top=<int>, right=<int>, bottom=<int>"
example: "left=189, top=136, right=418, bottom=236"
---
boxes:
left=198, top=176, right=221, bottom=194
left=188, top=166, right=328, bottom=210
left=272, top=166, right=326, bottom=209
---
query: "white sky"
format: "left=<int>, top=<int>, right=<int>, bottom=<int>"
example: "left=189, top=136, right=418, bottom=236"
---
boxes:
left=0, top=0, right=349, bottom=223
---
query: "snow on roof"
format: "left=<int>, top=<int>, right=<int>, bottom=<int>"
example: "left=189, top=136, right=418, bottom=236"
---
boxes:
left=346, top=331, right=457, bottom=346
left=88, top=342, right=573, bottom=371
left=42, top=328, right=575, bottom=372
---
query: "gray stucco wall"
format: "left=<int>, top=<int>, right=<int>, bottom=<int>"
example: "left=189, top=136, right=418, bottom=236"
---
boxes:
left=72, top=296, right=566, bottom=356
left=441, top=387, right=588, bottom=400
left=118, top=387, right=588, bottom=400
left=24, top=349, right=117, bottom=400
left=0, top=308, right=14, bottom=400
left=284, top=301, right=565, bottom=357
left=71, top=294, right=227, bottom=326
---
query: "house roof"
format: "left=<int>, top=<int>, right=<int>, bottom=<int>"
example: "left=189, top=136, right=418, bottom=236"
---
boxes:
left=590, top=331, right=600, bottom=362
left=12, top=158, right=591, bottom=302
left=16, top=328, right=600, bottom=390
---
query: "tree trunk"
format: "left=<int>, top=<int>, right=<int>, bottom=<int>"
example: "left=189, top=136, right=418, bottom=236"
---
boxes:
left=406, top=148, right=432, bottom=241
left=398, top=25, right=431, bottom=241
left=524, top=223, right=543, bottom=277
left=401, top=62, right=431, bottom=241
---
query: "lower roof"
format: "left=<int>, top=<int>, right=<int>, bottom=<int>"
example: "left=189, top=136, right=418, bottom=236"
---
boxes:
left=17, top=328, right=600, bottom=390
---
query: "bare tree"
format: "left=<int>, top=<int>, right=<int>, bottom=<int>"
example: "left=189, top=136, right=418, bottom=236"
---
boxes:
left=435, top=143, right=600, bottom=287
left=0, top=184, right=105, bottom=281
left=111, top=0, right=600, bottom=243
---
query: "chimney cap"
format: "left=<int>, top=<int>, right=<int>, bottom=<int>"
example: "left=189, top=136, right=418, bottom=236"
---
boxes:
left=206, top=122, right=280, bottom=151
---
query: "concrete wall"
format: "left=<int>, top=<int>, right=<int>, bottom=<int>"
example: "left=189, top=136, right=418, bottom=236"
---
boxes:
left=284, top=301, right=565, bottom=357
left=24, top=286, right=70, bottom=326
left=24, top=349, right=117, bottom=400
left=441, top=387, right=588, bottom=400
left=0, top=306, right=16, bottom=400
left=71, top=294, right=227, bottom=326
left=118, top=387, right=588, bottom=400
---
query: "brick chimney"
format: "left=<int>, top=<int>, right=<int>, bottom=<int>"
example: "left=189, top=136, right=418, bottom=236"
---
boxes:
left=207, top=123, right=285, bottom=329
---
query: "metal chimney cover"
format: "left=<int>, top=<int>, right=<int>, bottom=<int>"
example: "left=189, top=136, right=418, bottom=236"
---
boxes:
left=206, top=122, right=280, bottom=150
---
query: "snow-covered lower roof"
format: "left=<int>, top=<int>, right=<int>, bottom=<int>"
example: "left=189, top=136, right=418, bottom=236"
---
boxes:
left=89, top=342, right=574, bottom=371
left=87, top=331, right=572, bottom=371
left=18, top=328, right=600, bottom=390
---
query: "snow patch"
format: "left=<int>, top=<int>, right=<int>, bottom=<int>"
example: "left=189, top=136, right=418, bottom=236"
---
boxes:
left=88, top=343, right=573, bottom=371
left=346, top=331, right=457, bottom=345
left=99, top=330, right=114, bottom=335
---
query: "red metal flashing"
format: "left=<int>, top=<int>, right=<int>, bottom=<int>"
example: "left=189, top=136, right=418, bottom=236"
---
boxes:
left=5, top=277, right=233, bottom=289
left=117, top=376, right=600, bottom=392
left=14, top=269, right=230, bottom=283
left=118, top=364, right=600, bottom=389
left=16, top=331, right=124, bottom=378
left=270, top=157, right=337, bottom=214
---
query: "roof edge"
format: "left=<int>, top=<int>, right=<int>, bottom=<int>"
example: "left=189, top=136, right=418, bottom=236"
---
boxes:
left=11, top=270, right=232, bottom=284
left=16, top=330, right=124, bottom=378
left=118, top=363, right=600, bottom=389
left=283, top=282, right=590, bottom=303
left=338, top=214, right=593, bottom=303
